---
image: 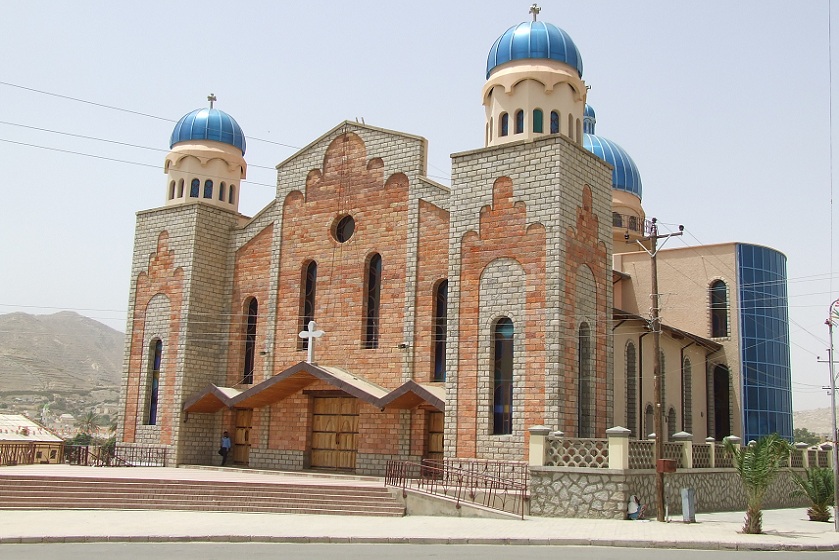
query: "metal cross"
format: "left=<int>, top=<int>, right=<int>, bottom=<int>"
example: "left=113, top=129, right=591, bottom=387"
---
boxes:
left=529, top=4, right=541, bottom=21
left=208, top=93, right=217, bottom=108
left=298, top=320, right=325, bottom=364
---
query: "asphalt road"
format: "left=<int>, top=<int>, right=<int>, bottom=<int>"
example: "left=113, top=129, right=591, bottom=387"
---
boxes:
left=0, top=543, right=831, bottom=560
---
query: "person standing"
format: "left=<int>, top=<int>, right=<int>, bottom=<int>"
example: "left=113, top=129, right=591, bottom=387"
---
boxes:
left=220, top=431, right=232, bottom=466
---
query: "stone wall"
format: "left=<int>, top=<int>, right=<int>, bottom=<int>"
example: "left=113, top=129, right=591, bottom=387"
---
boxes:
left=530, top=466, right=810, bottom=519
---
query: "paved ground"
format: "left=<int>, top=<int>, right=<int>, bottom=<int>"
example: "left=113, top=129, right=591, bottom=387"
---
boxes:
left=1, top=465, right=838, bottom=551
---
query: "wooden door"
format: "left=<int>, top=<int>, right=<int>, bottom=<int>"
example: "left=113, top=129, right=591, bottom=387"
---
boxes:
left=311, top=397, right=358, bottom=470
left=425, top=411, right=444, bottom=464
left=233, top=408, right=252, bottom=465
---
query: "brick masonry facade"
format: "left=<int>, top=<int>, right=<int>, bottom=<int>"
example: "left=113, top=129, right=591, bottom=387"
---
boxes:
left=119, top=121, right=614, bottom=473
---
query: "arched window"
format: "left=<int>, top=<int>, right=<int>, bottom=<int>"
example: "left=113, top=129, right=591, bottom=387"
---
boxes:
left=190, top=178, right=200, bottom=198
left=682, top=357, right=693, bottom=434
left=644, top=404, right=654, bottom=439
left=567, top=114, right=574, bottom=140
left=500, top=113, right=509, bottom=137
left=168, top=181, right=175, bottom=200
left=493, top=317, right=514, bottom=435
left=203, top=180, right=213, bottom=199
left=667, top=406, right=677, bottom=440
left=626, top=342, right=637, bottom=438
left=550, top=111, right=560, bottom=134
left=178, top=179, right=185, bottom=198
left=514, top=110, right=524, bottom=134
left=242, top=298, right=258, bottom=384
left=433, top=280, right=448, bottom=382
left=659, top=350, right=666, bottom=414
left=578, top=322, right=593, bottom=437
left=713, top=365, right=731, bottom=440
left=146, top=339, right=162, bottom=425
left=219, top=182, right=226, bottom=201
left=710, top=280, right=729, bottom=337
left=298, top=261, right=317, bottom=351
left=228, top=185, right=236, bottom=204
left=489, top=117, right=493, bottom=141
left=533, top=109, right=543, bottom=133
left=364, top=253, right=382, bottom=349
left=576, top=118, right=582, bottom=142
left=612, top=212, right=623, bottom=227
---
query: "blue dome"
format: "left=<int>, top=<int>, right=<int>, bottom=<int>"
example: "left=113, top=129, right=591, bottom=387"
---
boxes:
left=170, top=108, right=246, bottom=155
left=583, top=134, right=643, bottom=199
left=486, top=21, right=583, bottom=79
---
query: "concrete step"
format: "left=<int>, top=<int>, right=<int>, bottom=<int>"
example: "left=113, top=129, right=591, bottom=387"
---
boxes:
left=0, top=474, right=405, bottom=517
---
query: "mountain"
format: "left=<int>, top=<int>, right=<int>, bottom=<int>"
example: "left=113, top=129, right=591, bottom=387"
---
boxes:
left=0, top=311, right=124, bottom=394
left=793, top=407, right=839, bottom=439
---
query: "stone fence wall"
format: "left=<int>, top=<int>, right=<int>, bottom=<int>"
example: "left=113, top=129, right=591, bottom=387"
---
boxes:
left=526, top=425, right=831, bottom=519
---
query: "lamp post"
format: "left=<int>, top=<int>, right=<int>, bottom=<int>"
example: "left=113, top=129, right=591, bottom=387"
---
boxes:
left=826, top=299, right=839, bottom=533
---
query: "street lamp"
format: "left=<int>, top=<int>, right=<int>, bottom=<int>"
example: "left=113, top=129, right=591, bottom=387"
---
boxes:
left=825, top=298, right=839, bottom=533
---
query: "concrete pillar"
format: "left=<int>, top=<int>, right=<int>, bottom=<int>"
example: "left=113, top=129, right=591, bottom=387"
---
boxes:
left=606, top=426, right=631, bottom=470
left=672, top=431, right=693, bottom=469
left=528, top=425, right=551, bottom=467
left=705, top=437, right=715, bottom=468
left=795, top=442, right=809, bottom=469
left=724, top=435, right=741, bottom=453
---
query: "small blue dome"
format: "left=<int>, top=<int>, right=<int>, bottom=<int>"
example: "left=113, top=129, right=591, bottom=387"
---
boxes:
left=486, top=21, right=583, bottom=79
left=583, top=134, right=643, bottom=199
left=170, top=108, right=246, bottom=155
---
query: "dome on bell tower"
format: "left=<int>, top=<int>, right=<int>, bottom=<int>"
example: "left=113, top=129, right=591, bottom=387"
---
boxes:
left=162, top=95, right=248, bottom=213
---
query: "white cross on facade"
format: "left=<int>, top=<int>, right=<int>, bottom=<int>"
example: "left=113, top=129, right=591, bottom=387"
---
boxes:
left=298, top=320, right=325, bottom=364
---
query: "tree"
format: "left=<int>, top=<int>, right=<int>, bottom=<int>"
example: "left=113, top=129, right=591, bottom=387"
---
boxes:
left=793, top=427, right=821, bottom=446
left=726, top=434, right=792, bottom=534
left=75, top=410, right=101, bottom=436
left=791, top=467, right=835, bottom=522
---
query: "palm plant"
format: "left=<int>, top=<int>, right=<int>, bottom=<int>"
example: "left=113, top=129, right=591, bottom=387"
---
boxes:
left=791, top=467, right=834, bottom=522
left=725, top=434, right=791, bottom=534
left=75, top=410, right=101, bottom=436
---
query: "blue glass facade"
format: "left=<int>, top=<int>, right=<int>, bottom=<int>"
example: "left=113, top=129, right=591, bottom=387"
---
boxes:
left=737, top=244, right=793, bottom=441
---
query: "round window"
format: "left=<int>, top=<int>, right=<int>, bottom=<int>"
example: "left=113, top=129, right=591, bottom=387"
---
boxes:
left=334, top=215, right=355, bottom=243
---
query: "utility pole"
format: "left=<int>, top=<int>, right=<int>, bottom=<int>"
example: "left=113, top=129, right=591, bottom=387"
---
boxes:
left=826, top=299, right=839, bottom=533
left=636, top=218, right=683, bottom=522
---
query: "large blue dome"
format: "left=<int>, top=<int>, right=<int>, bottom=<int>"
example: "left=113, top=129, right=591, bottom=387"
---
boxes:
left=486, top=21, right=583, bottom=79
left=583, top=134, right=642, bottom=199
left=170, top=108, right=246, bottom=155
left=583, top=104, right=642, bottom=199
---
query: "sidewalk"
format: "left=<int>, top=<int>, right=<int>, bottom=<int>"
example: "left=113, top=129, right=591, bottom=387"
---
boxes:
left=0, top=466, right=837, bottom=551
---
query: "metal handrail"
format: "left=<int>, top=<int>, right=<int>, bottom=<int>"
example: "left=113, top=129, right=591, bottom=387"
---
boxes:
left=385, top=458, right=529, bottom=519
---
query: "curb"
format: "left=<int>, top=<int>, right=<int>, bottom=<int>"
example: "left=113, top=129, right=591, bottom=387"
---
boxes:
left=1, top=534, right=837, bottom=551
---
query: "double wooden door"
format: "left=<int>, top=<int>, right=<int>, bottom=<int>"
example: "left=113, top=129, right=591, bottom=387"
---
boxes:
left=311, top=397, right=358, bottom=470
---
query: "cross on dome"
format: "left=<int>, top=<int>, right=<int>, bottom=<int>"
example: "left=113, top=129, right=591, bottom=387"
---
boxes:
left=207, top=93, right=217, bottom=108
left=298, top=320, right=325, bottom=364
left=529, top=4, right=541, bottom=21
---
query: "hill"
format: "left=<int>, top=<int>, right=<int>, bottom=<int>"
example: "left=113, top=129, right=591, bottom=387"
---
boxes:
left=793, top=406, right=839, bottom=439
left=0, top=311, right=124, bottom=424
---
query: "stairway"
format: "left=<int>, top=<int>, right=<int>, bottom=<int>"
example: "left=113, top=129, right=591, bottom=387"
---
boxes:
left=0, top=470, right=406, bottom=517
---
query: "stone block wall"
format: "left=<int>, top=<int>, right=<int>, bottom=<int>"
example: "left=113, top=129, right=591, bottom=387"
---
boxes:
left=530, top=466, right=810, bottom=519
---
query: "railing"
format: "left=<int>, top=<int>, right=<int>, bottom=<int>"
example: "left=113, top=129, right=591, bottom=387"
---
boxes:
left=0, top=442, right=64, bottom=466
left=385, top=458, right=529, bottom=519
left=531, top=427, right=835, bottom=471
left=546, top=437, right=608, bottom=468
left=65, top=444, right=167, bottom=467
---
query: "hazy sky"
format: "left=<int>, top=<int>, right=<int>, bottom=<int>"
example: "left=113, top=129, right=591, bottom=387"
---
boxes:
left=1, top=1, right=837, bottom=411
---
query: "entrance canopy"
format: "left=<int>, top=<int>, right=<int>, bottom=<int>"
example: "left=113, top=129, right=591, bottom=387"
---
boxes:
left=183, top=362, right=446, bottom=413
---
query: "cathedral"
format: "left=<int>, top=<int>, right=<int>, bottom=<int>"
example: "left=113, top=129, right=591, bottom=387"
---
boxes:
left=118, top=8, right=793, bottom=473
